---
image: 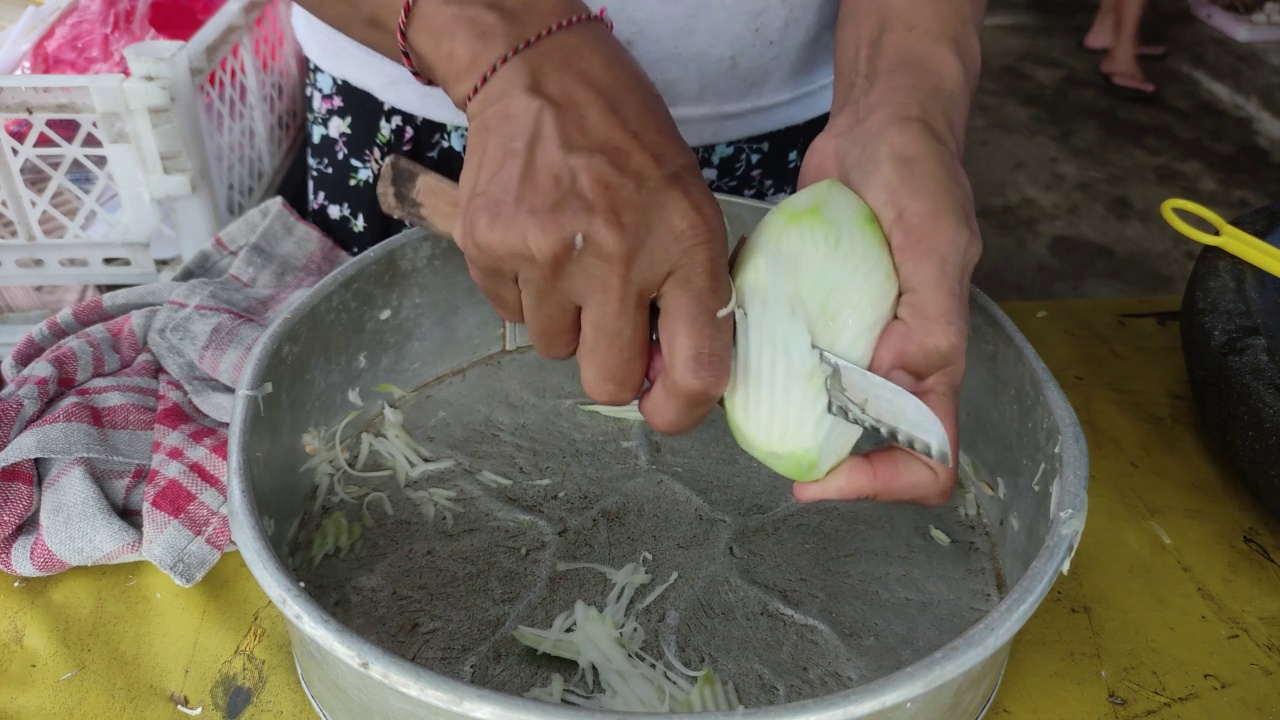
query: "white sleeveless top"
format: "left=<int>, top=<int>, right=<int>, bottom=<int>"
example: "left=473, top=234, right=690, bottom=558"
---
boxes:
left=290, top=1, right=837, bottom=147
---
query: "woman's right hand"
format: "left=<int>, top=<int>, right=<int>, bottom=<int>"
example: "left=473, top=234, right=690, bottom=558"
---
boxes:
left=436, top=8, right=735, bottom=435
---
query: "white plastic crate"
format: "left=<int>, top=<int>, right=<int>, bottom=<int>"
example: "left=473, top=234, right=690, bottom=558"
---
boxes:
left=0, top=0, right=305, bottom=289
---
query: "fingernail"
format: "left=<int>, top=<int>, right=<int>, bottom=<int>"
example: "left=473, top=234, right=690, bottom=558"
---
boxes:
left=792, top=483, right=831, bottom=504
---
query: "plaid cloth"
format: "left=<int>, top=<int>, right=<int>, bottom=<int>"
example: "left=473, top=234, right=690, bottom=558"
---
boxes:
left=0, top=197, right=348, bottom=587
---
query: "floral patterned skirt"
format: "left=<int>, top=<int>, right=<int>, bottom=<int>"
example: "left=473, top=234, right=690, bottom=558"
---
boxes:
left=303, top=61, right=829, bottom=255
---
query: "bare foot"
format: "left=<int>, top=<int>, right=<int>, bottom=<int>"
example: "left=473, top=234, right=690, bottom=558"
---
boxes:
left=1100, top=52, right=1143, bottom=78
left=1100, top=52, right=1156, bottom=93
left=1108, top=73, right=1157, bottom=93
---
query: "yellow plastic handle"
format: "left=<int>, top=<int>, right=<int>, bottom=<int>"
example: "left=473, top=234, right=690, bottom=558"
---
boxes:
left=1161, top=198, right=1280, bottom=279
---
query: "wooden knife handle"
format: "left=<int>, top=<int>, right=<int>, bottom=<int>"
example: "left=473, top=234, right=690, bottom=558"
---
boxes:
left=376, top=154, right=462, bottom=238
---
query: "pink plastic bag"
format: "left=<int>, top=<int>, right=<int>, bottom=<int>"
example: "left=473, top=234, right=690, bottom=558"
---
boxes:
left=7, top=0, right=228, bottom=146
left=22, top=0, right=226, bottom=76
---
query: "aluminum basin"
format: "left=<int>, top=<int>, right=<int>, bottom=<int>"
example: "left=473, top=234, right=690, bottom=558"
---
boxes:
left=227, top=195, right=1088, bottom=719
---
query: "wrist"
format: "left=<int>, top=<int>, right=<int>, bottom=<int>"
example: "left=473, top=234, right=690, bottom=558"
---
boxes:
left=402, top=0, right=591, bottom=106
left=828, top=105, right=968, bottom=162
left=829, top=64, right=976, bottom=159
left=829, top=7, right=982, bottom=158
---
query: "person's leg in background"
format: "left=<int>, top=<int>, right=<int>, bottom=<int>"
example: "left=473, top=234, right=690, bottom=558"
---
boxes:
left=1084, top=0, right=1122, bottom=50
left=1101, top=0, right=1157, bottom=93
left=1082, top=0, right=1162, bottom=94
left=1083, top=0, right=1165, bottom=54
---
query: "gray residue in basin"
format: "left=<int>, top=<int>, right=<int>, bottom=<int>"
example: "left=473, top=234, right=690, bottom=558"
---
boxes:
left=293, top=349, right=1004, bottom=708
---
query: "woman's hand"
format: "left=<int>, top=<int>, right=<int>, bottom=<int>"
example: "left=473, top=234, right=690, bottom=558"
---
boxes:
left=794, top=114, right=982, bottom=506
left=294, top=0, right=734, bottom=433
left=456, top=21, right=735, bottom=435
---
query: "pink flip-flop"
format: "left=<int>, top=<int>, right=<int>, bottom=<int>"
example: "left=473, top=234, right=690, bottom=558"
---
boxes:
left=1101, top=72, right=1158, bottom=100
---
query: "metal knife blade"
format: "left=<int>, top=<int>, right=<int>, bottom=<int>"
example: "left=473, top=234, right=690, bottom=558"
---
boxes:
left=817, top=348, right=953, bottom=467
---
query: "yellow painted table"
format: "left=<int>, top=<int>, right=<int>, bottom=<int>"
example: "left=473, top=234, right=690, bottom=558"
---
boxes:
left=3, top=297, right=1280, bottom=720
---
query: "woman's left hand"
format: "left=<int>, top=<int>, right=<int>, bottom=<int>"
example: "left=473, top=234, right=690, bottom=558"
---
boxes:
left=794, top=114, right=983, bottom=506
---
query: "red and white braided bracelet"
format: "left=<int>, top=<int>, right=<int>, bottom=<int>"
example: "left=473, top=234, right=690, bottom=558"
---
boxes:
left=396, top=1, right=614, bottom=109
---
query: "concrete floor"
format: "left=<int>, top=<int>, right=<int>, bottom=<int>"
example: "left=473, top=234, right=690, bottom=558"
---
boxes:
left=967, top=2, right=1280, bottom=301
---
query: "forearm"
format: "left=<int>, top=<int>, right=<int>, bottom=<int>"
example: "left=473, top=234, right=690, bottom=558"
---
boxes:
left=292, top=0, right=589, bottom=105
left=830, top=0, right=986, bottom=154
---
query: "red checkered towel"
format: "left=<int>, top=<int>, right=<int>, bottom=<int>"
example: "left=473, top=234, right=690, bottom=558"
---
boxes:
left=0, top=197, right=348, bottom=587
